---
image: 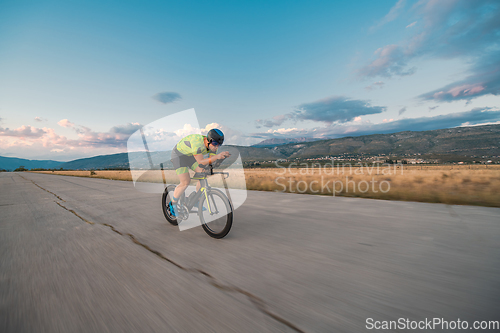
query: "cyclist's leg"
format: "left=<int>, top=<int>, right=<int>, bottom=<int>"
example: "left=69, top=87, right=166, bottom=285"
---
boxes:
left=168, top=168, right=190, bottom=217
left=191, top=162, right=204, bottom=192
left=190, top=162, right=206, bottom=210
left=170, top=148, right=195, bottom=201
left=170, top=148, right=196, bottom=217
left=173, top=168, right=191, bottom=200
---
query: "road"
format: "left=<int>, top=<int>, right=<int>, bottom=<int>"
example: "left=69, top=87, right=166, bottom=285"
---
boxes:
left=1, top=172, right=499, bottom=332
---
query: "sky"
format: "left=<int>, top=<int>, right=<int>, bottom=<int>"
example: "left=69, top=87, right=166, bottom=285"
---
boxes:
left=0, top=0, right=499, bottom=161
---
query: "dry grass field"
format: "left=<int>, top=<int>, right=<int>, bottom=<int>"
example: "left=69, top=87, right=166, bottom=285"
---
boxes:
left=245, top=165, right=500, bottom=207
left=33, top=170, right=135, bottom=181
left=31, top=164, right=500, bottom=207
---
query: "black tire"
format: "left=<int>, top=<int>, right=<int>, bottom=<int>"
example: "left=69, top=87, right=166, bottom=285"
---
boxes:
left=199, top=189, right=233, bottom=239
left=162, top=185, right=178, bottom=226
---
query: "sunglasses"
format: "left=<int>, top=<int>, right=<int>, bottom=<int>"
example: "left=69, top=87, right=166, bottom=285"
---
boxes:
left=210, top=140, right=220, bottom=146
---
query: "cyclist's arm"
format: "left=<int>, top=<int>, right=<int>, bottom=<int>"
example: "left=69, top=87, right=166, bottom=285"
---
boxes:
left=193, top=151, right=229, bottom=166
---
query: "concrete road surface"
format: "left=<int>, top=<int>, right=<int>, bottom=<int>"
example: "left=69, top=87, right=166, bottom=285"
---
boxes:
left=1, top=172, right=499, bottom=332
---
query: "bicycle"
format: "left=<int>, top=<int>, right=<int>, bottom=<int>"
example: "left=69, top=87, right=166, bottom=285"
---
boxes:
left=161, top=160, right=233, bottom=239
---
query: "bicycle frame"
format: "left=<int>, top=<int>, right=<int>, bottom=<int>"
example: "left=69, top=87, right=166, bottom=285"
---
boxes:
left=161, top=162, right=229, bottom=219
left=182, top=171, right=228, bottom=216
left=181, top=178, right=210, bottom=212
left=161, top=161, right=234, bottom=238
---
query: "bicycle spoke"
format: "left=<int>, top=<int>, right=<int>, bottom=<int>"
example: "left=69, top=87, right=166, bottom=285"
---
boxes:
left=209, top=193, right=219, bottom=215
left=199, top=189, right=232, bottom=238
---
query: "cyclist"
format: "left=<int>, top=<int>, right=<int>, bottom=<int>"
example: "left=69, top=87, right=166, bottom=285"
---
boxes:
left=169, top=128, right=230, bottom=217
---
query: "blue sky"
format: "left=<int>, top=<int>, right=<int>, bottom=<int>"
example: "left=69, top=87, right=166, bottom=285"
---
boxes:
left=0, top=0, right=499, bottom=160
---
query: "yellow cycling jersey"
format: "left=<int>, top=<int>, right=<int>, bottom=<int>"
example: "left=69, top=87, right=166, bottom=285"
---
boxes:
left=175, top=134, right=210, bottom=156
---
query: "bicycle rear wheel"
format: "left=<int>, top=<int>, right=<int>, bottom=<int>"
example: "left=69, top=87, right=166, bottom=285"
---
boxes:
left=199, top=189, right=233, bottom=239
left=162, top=185, right=178, bottom=226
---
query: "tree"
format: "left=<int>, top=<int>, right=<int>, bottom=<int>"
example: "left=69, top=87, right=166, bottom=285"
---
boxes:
left=14, top=166, right=27, bottom=172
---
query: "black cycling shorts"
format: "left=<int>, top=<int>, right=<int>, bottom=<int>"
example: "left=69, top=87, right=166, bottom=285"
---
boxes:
left=170, top=147, right=199, bottom=174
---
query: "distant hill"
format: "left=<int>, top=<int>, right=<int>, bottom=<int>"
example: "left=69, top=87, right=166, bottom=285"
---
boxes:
left=58, top=153, right=130, bottom=170
left=265, top=124, right=500, bottom=161
left=0, top=156, right=62, bottom=171
left=215, top=125, right=500, bottom=163
left=251, top=137, right=318, bottom=148
left=58, top=151, right=173, bottom=170
left=2, top=124, right=499, bottom=170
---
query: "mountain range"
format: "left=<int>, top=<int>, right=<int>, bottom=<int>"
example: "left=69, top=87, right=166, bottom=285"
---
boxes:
left=1, top=124, right=499, bottom=171
left=240, top=124, right=500, bottom=162
left=0, top=156, right=63, bottom=171
left=251, top=137, right=319, bottom=147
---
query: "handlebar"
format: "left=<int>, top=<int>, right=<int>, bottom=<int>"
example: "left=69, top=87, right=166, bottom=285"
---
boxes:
left=199, top=157, right=225, bottom=169
left=194, top=156, right=230, bottom=179
left=192, top=170, right=229, bottom=179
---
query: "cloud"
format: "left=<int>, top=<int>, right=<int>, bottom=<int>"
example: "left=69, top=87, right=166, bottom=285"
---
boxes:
left=170, top=123, right=198, bottom=138
left=398, top=107, right=407, bottom=115
left=266, top=127, right=302, bottom=135
left=69, top=121, right=145, bottom=148
left=40, top=128, right=68, bottom=147
left=0, top=121, right=256, bottom=159
left=200, top=122, right=255, bottom=145
left=152, top=92, right=182, bottom=104
left=248, top=127, right=310, bottom=140
left=2, top=120, right=150, bottom=152
left=139, top=122, right=254, bottom=149
left=419, top=50, right=500, bottom=102
left=57, top=118, right=92, bottom=135
left=359, top=44, right=416, bottom=78
left=250, top=107, right=500, bottom=139
left=421, top=83, right=488, bottom=102
left=359, top=0, right=500, bottom=88
left=255, top=96, right=386, bottom=130
left=110, top=122, right=142, bottom=135
left=344, top=107, right=500, bottom=135
left=294, top=96, right=386, bottom=123
left=34, top=117, right=47, bottom=122
left=0, top=125, right=47, bottom=138
left=255, top=114, right=292, bottom=128
left=370, top=0, right=406, bottom=32
left=0, top=120, right=162, bottom=160
left=406, top=21, right=417, bottom=28
left=365, top=81, right=385, bottom=90
left=57, top=119, right=75, bottom=128
left=200, top=123, right=221, bottom=135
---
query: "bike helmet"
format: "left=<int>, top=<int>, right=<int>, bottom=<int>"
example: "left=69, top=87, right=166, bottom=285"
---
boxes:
left=207, top=128, right=224, bottom=146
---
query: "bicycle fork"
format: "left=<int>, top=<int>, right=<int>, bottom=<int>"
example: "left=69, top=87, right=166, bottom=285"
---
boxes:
left=201, top=188, right=219, bottom=215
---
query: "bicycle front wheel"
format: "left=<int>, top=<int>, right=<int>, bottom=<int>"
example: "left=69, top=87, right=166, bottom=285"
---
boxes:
left=162, top=185, right=178, bottom=226
left=199, top=189, right=233, bottom=239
